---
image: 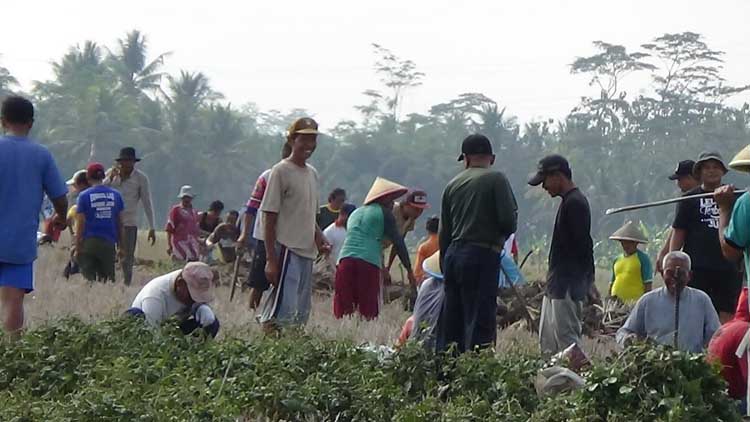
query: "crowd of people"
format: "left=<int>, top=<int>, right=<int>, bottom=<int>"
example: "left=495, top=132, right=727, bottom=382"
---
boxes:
left=2, top=94, right=750, bottom=403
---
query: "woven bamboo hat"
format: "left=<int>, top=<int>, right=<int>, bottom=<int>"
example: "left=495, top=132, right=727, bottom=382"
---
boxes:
left=609, top=221, right=648, bottom=244
left=364, top=177, right=408, bottom=205
left=729, top=145, right=750, bottom=173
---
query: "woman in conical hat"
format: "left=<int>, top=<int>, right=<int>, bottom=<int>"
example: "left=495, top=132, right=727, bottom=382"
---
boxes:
left=334, top=177, right=416, bottom=320
left=608, top=221, right=653, bottom=303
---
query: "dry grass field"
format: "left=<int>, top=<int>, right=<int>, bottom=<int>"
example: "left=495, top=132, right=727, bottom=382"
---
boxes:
left=26, top=232, right=618, bottom=358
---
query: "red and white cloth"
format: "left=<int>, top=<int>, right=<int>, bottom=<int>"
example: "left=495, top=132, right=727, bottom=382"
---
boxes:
left=166, top=205, right=201, bottom=261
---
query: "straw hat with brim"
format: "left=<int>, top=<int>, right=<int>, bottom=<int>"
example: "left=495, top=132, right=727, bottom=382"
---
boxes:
left=693, top=151, right=728, bottom=176
left=729, top=145, right=750, bottom=173
left=609, top=221, right=648, bottom=244
left=423, top=251, right=442, bottom=279
left=364, top=177, right=408, bottom=205
left=177, top=185, right=195, bottom=199
left=182, top=262, right=215, bottom=303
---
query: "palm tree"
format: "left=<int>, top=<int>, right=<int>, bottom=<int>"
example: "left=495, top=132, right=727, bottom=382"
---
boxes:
left=0, top=56, right=18, bottom=98
left=109, top=30, right=170, bottom=97
left=163, top=71, right=222, bottom=137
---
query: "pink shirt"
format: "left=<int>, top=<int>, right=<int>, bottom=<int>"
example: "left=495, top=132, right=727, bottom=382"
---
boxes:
left=165, top=204, right=201, bottom=261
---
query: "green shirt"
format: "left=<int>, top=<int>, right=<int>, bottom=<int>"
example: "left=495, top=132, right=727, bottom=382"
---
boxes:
left=439, top=167, right=518, bottom=258
left=725, top=192, right=750, bottom=286
left=339, top=204, right=412, bottom=269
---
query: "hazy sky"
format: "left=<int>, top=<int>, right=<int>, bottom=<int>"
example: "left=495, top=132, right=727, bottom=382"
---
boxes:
left=3, top=0, right=749, bottom=128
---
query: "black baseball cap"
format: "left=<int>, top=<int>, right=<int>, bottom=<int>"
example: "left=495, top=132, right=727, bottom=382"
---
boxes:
left=668, top=160, right=696, bottom=180
left=457, top=134, right=493, bottom=161
left=528, top=154, right=571, bottom=186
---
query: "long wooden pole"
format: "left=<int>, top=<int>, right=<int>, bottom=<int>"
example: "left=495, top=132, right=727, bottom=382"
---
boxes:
left=605, top=189, right=747, bottom=215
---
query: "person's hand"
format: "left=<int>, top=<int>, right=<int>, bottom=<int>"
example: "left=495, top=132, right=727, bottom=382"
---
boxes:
left=166, top=247, right=173, bottom=257
left=193, top=304, right=216, bottom=327
left=148, top=229, right=156, bottom=246
left=714, top=184, right=737, bottom=211
left=407, top=271, right=417, bottom=287
left=381, top=268, right=392, bottom=285
left=73, top=244, right=81, bottom=260
left=117, top=247, right=125, bottom=261
left=236, top=234, right=247, bottom=251
left=265, top=260, right=280, bottom=287
left=51, top=213, right=67, bottom=231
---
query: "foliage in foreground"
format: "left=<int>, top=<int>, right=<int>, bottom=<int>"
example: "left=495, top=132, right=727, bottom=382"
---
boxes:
left=0, top=318, right=741, bottom=421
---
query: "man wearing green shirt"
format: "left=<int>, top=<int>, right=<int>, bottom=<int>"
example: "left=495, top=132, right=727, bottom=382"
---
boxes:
left=437, top=134, right=518, bottom=353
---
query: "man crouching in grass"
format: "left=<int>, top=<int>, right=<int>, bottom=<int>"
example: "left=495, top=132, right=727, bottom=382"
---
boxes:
left=127, top=262, right=220, bottom=337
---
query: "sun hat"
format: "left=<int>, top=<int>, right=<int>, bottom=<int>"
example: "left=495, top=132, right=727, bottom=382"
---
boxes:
left=115, top=147, right=141, bottom=162
left=181, top=262, right=215, bottom=303
left=729, top=145, right=750, bottom=173
left=66, top=169, right=86, bottom=185
left=693, top=150, right=728, bottom=176
left=364, top=177, right=408, bottom=205
left=177, top=185, right=195, bottom=199
left=609, top=221, right=648, bottom=244
left=423, top=251, right=442, bottom=279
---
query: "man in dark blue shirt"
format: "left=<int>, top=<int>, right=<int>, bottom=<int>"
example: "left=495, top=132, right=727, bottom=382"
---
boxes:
left=0, top=96, right=68, bottom=336
left=528, top=154, right=594, bottom=355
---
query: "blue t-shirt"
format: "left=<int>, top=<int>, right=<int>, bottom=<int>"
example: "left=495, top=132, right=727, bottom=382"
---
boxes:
left=0, top=135, right=67, bottom=264
left=76, top=185, right=124, bottom=244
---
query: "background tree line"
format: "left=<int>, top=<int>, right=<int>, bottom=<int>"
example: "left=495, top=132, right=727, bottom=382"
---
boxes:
left=1, top=30, right=748, bottom=258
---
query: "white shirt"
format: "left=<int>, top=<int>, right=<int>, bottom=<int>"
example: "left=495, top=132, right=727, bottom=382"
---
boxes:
left=323, top=223, right=347, bottom=268
left=131, top=270, right=188, bottom=326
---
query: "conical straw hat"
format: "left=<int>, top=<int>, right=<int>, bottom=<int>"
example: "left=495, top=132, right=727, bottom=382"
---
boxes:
left=729, top=145, right=750, bottom=173
left=423, top=251, right=442, bottom=279
left=610, top=221, right=648, bottom=243
left=364, top=177, right=408, bottom=205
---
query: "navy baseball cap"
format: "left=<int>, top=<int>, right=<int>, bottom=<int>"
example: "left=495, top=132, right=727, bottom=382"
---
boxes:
left=528, top=155, right=571, bottom=186
left=457, top=134, right=493, bottom=161
left=668, top=160, right=696, bottom=180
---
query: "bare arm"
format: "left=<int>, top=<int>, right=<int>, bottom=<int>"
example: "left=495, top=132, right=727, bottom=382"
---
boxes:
left=655, top=230, right=673, bottom=274
left=75, top=213, right=86, bottom=252
left=669, top=228, right=687, bottom=252
left=238, top=212, right=255, bottom=244
left=386, top=246, right=398, bottom=271
left=264, top=212, right=280, bottom=285
left=51, top=195, right=68, bottom=219
left=716, top=186, right=743, bottom=262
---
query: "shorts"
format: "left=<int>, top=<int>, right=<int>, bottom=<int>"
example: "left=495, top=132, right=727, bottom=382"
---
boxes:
left=690, top=269, right=742, bottom=314
left=0, top=261, right=34, bottom=293
left=247, top=240, right=269, bottom=290
left=258, top=243, right=313, bottom=326
left=333, top=257, right=382, bottom=319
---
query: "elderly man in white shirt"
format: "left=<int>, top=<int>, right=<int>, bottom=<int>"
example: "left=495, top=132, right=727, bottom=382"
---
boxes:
left=616, top=251, right=720, bottom=353
left=127, top=262, right=220, bottom=337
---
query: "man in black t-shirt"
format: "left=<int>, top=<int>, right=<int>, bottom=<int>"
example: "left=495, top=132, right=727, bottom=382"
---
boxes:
left=529, top=155, right=594, bottom=355
left=671, top=151, right=741, bottom=323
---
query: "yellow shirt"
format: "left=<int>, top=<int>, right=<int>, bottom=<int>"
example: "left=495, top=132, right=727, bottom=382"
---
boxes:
left=610, top=250, right=653, bottom=303
left=66, top=205, right=78, bottom=233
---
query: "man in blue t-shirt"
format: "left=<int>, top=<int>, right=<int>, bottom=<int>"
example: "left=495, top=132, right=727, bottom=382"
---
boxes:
left=75, top=162, right=125, bottom=282
left=0, top=96, right=68, bottom=336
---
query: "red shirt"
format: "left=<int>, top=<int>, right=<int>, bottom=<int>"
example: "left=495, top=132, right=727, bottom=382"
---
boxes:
left=165, top=204, right=201, bottom=261
left=708, top=287, right=749, bottom=399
